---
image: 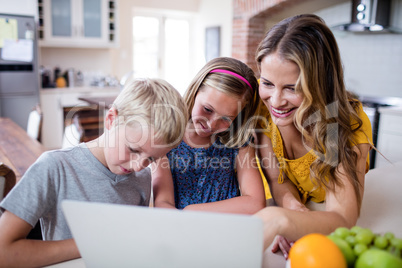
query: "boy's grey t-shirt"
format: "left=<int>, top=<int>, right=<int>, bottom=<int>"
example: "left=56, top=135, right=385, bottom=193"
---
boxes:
left=0, top=143, right=151, bottom=241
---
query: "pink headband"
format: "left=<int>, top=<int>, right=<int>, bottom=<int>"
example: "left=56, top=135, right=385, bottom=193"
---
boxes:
left=209, top=69, right=253, bottom=91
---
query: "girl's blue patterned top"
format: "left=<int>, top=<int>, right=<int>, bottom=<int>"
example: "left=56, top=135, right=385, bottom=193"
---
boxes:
left=167, top=139, right=240, bottom=209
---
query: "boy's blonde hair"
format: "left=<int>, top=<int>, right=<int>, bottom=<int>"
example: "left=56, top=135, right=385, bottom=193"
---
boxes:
left=112, top=78, right=187, bottom=147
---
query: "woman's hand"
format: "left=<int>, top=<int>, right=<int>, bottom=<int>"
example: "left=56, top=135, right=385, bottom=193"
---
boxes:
left=271, top=204, right=309, bottom=259
left=271, top=236, right=294, bottom=259
left=285, top=200, right=309, bottom=212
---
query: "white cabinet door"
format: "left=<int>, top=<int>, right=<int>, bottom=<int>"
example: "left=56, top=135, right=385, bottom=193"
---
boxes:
left=49, top=0, right=73, bottom=39
left=40, top=0, right=116, bottom=48
left=375, top=112, right=402, bottom=168
left=375, top=132, right=402, bottom=168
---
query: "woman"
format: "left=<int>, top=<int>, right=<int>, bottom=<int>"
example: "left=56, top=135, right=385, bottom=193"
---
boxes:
left=255, top=14, right=373, bottom=258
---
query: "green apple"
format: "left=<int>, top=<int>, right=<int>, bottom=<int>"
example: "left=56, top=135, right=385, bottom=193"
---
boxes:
left=328, top=235, right=356, bottom=268
left=355, top=249, right=402, bottom=268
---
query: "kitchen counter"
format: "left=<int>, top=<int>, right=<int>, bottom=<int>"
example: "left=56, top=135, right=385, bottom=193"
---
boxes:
left=40, top=86, right=120, bottom=94
left=378, top=105, right=402, bottom=115
left=359, top=95, right=402, bottom=107
left=375, top=106, right=402, bottom=168
left=78, top=96, right=116, bottom=109
left=360, top=96, right=402, bottom=168
left=39, top=87, right=120, bottom=149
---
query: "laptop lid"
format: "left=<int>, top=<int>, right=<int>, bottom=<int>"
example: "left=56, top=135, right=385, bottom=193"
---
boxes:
left=62, top=200, right=263, bottom=268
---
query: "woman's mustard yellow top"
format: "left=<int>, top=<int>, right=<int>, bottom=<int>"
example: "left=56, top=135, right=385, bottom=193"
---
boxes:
left=258, top=102, right=373, bottom=203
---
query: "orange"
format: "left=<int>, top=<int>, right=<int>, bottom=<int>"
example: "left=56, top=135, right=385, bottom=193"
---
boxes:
left=56, top=76, right=67, bottom=88
left=288, top=233, right=347, bottom=268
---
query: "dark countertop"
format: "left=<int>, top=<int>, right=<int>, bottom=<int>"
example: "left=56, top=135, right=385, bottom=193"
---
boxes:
left=78, top=95, right=117, bottom=109
left=359, top=95, right=402, bottom=107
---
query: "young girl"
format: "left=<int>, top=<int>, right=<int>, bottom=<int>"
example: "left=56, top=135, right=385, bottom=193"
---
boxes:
left=254, top=14, right=373, bottom=256
left=153, top=57, right=266, bottom=214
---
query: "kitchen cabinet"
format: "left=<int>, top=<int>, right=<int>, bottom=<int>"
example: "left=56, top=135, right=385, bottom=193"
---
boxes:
left=375, top=107, right=402, bottom=168
left=38, top=0, right=117, bottom=48
left=40, top=87, right=120, bottom=149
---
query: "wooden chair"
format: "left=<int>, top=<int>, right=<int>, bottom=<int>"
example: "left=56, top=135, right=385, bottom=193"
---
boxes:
left=0, top=163, right=16, bottom=200
left=0, top=162, right=42, bottom=239
left=27, top=104, right=43, bottom=142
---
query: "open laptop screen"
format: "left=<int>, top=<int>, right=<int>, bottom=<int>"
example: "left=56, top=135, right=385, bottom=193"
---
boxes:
left=62, top=200, right=263, bottom=268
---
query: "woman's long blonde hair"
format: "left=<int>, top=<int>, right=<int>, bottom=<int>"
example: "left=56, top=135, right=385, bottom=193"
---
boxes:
left=184, top=57, right=260, bottom=148
left=256, top=14, right=365, bottom=208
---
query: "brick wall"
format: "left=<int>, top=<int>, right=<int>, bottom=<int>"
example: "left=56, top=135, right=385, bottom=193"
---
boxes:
left=232, top=0, right=305, bottom=75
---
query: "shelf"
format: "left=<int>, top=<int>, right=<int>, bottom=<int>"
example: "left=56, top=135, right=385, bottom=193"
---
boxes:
left=108, top=1, right=116, bottom=42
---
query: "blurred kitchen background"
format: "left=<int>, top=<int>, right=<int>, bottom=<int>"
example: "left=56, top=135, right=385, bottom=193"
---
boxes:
left=0, top=0, right=401, bottom=168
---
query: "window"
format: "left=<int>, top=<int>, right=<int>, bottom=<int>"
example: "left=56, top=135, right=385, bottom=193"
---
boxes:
left=132, top=11, right=192, bottom=95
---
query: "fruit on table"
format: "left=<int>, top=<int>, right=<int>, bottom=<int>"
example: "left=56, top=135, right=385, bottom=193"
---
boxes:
left=345, top=235, right=357, bottom=247
left=355, top=249, right=402, bottom=268
left=355, top=228, right=375, bottom=245
left=335, top=227, right=351, bottom=239
left=391, top=238, right=402, bottom=250
left=374, top=235, right=389, bottom=249
left=290, top=227, right=402, bottom=268
left=384, top=232, right=395, bottom=241
left=354, top=243, right=368, bottom=257
left=327, top=235, right=356, bottom=268
left=328, top=226, right=402, bottom=268
left=288, top=233, right=346, bottom=268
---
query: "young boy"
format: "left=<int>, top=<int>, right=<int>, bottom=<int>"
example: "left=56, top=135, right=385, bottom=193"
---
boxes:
left=0, top=78, right=187, bottom=267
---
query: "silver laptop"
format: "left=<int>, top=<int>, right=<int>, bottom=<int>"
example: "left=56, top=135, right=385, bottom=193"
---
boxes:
left=62, top=200, right=263, bottom=268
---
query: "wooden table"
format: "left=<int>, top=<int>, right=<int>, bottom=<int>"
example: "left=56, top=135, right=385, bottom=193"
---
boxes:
left=0, top=117, right=46, bottom=181
left=46, top=161, right=402, bottom=268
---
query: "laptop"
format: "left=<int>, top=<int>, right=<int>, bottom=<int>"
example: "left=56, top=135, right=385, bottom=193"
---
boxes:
left=62, top=200, right=264, bottom=268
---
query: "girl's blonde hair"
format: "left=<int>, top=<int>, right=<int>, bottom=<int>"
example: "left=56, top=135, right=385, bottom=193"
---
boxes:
left=256, top=14, right=365, bottom=209
left=112, top=78, right=188, bottom=147
left=184, top=57, right=259, bottom=147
